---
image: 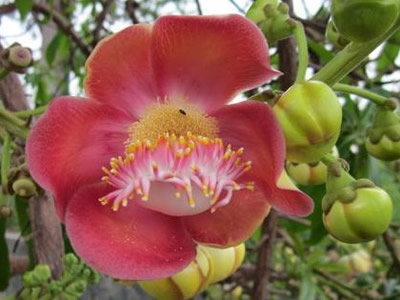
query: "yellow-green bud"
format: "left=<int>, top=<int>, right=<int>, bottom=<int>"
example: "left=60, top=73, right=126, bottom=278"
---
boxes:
left=323, top=185, right=392, bottom=243
left=12, top=178, right=37, bottom=197
left=139, top=243, right=245, bottom=300
left=286, top=147, right=339, bottom=186
left=273, top=81, right=342, bottom=163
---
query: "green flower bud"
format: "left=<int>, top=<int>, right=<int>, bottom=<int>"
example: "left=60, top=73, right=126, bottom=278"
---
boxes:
left=366, top=106, right=400, bottom=161
left=1, top=43, right=33, bottom=73
left=139, top=244, right=245, bottom=300
left=12, top=177, right=37, bottom=197
left=63, top=253, right=79, bottom=267
left=201, top=243, right=245, bottom=285
left=273, top=81, right=342, bottom=163
left=246, top=0, right=296, bottom=44
left=286, top=147, right=339, bottom=186
left=331, top=0, right=400, bottom=43
left=325, top=20, right=350, bottom=49
left=32, top=264, right=51, bottom=283
left=139, top=245, right=211, bottom=300
left=64, top=280, right=87, bottom=295
left=323, top=182, right=392, bottom=244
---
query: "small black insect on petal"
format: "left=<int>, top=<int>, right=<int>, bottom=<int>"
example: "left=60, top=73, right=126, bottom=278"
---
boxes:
left=179, top=109, right=187, bottom=115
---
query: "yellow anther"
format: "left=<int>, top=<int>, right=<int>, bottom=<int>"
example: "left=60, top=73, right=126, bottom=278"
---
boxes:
left=234, top=158, right=241, bottom=166
left=142, top=194, right=149, bottom=201
left=152, top=162, right=159, bottom=170
left=135, top=187, right=143, bottom=195
left=175, top=191, right=181, bottom=198
left=179, top=136, right=186, bottom=145
left=232, top=182, right=241, bottom=190
left=187, top=196, right=195, bottom=208
left=188, top=140, right=195, bottom=149
left=112, top=201, right=120, bottom=211
left=99, top=197, right=109, bottom=205
left=223, top=149, right=232, bottom=160
left=184, top=147, right=191, bottom=156
left=110, top=169, right=119, bottom=175
left=244, top=161, right=252, bottom=172
left=246, top=182, right=255, bottom=191
left=122, top=198, right=128, bottom=207
left=237, top=148, right=244, bottom=155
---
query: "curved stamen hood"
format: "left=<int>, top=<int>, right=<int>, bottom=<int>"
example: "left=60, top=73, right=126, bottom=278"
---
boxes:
left=100, top=132, right=254, bottom=216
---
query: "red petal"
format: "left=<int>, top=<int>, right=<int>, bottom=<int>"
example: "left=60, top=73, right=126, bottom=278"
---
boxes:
left=26, top=97, right=132, bottom=219
left=65, top=183, right=196, bottom=280
left=84, top=24, right=157, bottom=118
left=183, top=188, right=270, bottom=247
left=212, top=101, right=313, bottom=216
left=152, top=15, right=280, bottom=113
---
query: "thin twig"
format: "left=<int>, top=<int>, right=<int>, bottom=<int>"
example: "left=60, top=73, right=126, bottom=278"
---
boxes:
left=126, top=0, right=139, bottom=24
left=194, top=0, right=202, bottom=15
left=93, top=0, right=113, bottom=46
left=251, top=210, right=279, bottom=300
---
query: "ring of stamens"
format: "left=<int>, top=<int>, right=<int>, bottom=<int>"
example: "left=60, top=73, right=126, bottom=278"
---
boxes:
left=99, top=132, right=254, bottom=212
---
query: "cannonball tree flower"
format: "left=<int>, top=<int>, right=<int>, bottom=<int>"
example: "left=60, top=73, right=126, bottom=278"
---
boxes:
left=26, top=15, right=313, bottom=280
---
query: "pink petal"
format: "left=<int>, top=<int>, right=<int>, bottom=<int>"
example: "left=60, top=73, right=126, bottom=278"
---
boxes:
left=152, top=15, right=280, bottom=113
left=183, top=187, right=270, bottom=247
left=212, top=101, right=313, bottom=216
left=65, top=183, right=196, bottom=280
left=84, top=24, right=157, bottom=118
left=26, top=97, right=132, bottom=219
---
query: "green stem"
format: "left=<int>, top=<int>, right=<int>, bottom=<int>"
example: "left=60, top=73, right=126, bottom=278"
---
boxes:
left=15, top=105, right=48, bottom=118
left=0, top=68, right=9, bottom=80
left=1, top=132, right=11, bottom=192
left=0, top=119, right=29, bottom=139
left=320, top=153, right=338, bottom=166
left=294, top=22, right=308, bottom=83
left=333, top=83, right=388, bottom=106
left=312, top=20, right=400, bottom=86
left=0, top=107, right=26, bottom=128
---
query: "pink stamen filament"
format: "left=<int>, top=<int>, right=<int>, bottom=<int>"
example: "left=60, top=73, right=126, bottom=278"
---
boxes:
left=99, top=132, right=254, bottom=212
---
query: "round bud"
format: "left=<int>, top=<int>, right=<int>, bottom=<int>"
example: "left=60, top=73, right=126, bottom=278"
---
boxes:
left=12, top=177, right=37, bottom=197
left=273, top=81, right=342, bottom=163
left=332, top=0, right=399, bottom=43
left=139, top=243, right=245, bottom=300
left=323, top=186, right=392, bottom=243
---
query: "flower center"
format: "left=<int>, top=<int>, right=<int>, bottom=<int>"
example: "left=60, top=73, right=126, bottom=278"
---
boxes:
left=128, top=102, right=218, bottom=145
left=99, top=103, right=254, bottom=216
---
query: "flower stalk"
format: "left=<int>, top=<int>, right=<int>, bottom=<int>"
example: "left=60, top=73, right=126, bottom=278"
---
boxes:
left=294, top=21, right=308, bottom=83
left=333, top=83, right=389, bottom=106
left=312, top=18, right=400, bottom=86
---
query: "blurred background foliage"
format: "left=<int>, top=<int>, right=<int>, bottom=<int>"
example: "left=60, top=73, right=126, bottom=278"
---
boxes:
left=0, top=0, right=400, bottom=299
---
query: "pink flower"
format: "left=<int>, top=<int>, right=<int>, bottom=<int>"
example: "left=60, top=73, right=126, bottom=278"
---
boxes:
left=26, top=15, right=313, bottom=280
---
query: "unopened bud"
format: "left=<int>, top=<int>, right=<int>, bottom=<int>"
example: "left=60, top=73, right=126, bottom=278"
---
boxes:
left=0, top=205, right=12, bottom=218
left=12, top=178, right=37, bottom=197
left=2, top=43, right=33, bottom=73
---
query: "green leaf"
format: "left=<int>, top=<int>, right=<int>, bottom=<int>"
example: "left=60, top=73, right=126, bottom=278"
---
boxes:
left=303, top=185, right=328, bottom=245
left=299, top=271, right=317, bottom=300
left=46, top=33, right=63, bottom=67
left=377, top=43, right=400, bottom=76
left=15, top=0, right=33, bottom=19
